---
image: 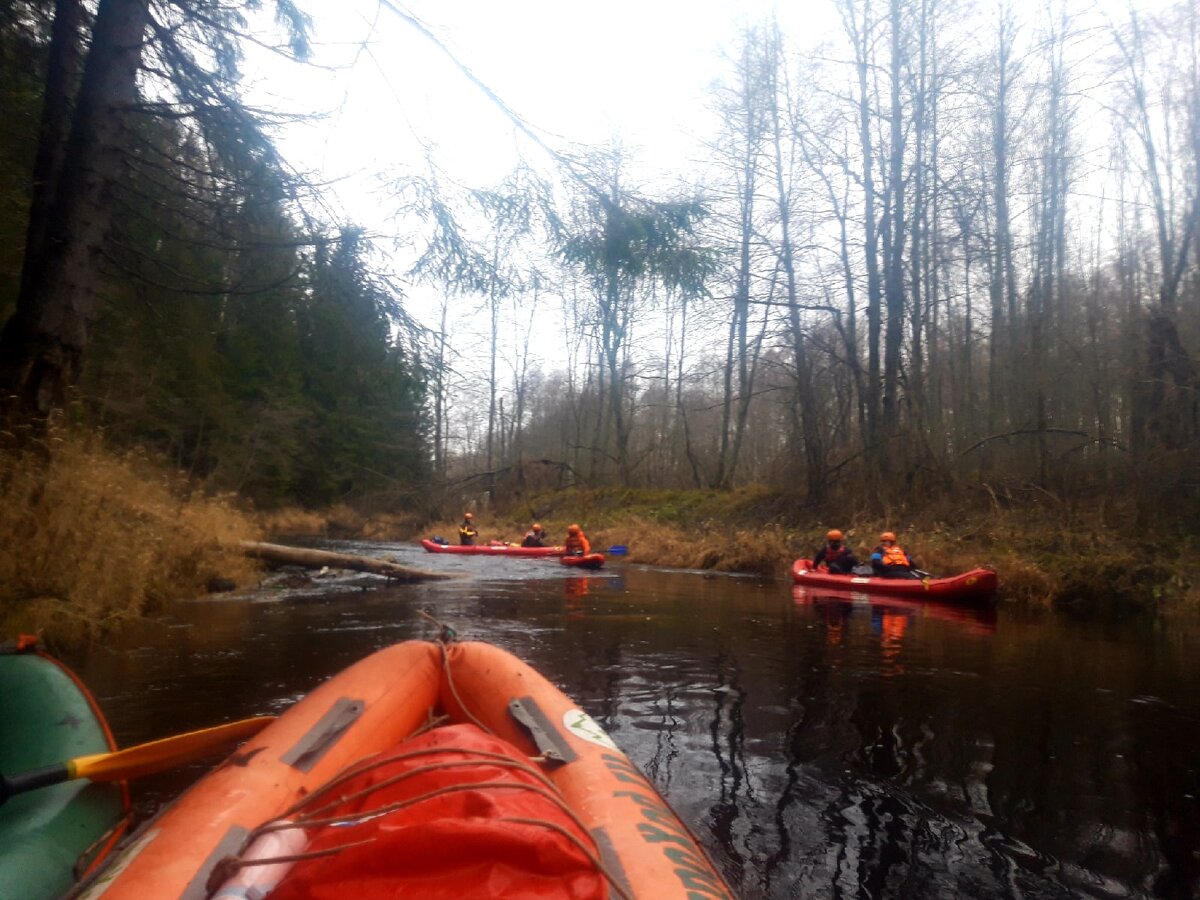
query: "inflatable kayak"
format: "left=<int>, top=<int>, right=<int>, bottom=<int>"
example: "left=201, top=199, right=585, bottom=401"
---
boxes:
left=79, top=640, right=732, bottom=900
left=791, top=558, right=997, bottom=602
left=0, top=637, right=130, bottom=900
left=420, top=538, right=567, bottom=557
left=561, top=553, right=605, bottom=570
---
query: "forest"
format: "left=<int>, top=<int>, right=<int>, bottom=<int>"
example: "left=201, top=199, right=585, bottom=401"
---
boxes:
left=2, top=0, right=1199, bottom=528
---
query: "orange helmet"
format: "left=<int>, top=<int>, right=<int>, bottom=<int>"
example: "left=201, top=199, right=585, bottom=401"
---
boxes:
left=464, top=512, right=474, bottom=519
left=826, top=529, right=844, bottom=542
left=532, top=523, right=542, bottom=531
left=880, top=531, right=896, bottom=542
left=567, top=524, right=581, bottom=535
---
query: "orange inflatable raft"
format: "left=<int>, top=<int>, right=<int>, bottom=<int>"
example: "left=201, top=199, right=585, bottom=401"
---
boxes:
left=75, top=640, right=732, bottom=900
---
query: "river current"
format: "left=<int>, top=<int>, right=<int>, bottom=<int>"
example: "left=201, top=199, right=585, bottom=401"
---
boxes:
left=70, top=540, right=1200, bottom=899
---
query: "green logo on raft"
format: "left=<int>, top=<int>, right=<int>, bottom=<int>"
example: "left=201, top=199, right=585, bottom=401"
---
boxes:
left=563, top=708, right=619, bottom=750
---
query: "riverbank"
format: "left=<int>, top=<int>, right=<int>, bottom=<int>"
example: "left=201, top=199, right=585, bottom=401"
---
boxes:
left=5, top=429, right=1194, bottom=648
left=0, top=428, right=261, bottom=645
left=268, top=485, right=1197, bottom=609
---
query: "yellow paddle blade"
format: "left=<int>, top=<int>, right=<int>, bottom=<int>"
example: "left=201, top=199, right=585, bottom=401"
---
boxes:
left=69, top=715, right=275, bottom=782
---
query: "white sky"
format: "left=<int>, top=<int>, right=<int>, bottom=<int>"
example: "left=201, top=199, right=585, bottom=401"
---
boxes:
left=240, top=0, right=839, bottom=395
left=247, top=0, right=835, bottom=223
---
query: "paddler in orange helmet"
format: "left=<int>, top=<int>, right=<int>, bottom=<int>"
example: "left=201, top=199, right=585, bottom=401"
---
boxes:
left=458, top=512, right=478, bottom=546
left=563, top=523, right=591, bottom=557
left=521, top=523, right=547, bottom=548
left=813, top=529, right=859, bottom=574
left=871, top=531, right=919, bottom=578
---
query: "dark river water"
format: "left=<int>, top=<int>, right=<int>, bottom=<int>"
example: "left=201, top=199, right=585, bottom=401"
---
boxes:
left=67, top=540, right=1200, bottom=899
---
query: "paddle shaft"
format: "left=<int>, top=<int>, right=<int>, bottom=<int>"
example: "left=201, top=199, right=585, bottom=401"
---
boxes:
left=0, top=715, right=274, bottom=805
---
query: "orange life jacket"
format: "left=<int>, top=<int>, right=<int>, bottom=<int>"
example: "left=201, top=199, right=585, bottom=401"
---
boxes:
left=880, top=544, right=911, bottom=567
left=564, top=533, right=590, bottom=555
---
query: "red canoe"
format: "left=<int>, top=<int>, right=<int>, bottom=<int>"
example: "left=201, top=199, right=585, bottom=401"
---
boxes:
left=420, top=539, right=566, bottom=558
left=791, top=558, right=997, bottom=602
left=560, top=553, right=605, bottom=570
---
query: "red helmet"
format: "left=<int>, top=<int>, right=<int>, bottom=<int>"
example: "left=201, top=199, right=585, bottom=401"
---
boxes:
left=826, top=529, right=844, bottom=542
left=464, top=512, right=474, bottom=520
left=532, top=523, right=542, bottom=531
left=880, top=531, right=896, bottom=542
left=568, top=524, right=581, bottom=535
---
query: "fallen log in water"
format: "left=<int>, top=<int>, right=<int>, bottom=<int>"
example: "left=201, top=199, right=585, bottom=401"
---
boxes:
left=239, top=541, right=453, bottom=582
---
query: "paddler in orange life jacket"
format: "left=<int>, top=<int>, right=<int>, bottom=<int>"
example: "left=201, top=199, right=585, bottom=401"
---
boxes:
left=564, top=524, right=590, bottom=556
left=521, top=523, right=546, bottom=548
left=813, top=529, right=858, bottom=574
left=871, top=531, right=919, bottom=578
left=458, top=512, right=478, bottom=546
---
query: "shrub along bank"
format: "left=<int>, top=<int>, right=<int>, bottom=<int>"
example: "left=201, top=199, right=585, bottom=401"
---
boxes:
left=0, top=426, right=262, bottom=646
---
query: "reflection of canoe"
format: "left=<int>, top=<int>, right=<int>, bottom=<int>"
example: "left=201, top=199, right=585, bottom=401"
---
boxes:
left=791, top=558, right=997, bottom=602
left=0, top=639, right=130, bottom=900
left=792, top=585, right=998, bottom=635
left=84, top=640, right=732, bottom=900
left=420, top=538, right=566, bottom=557
left=561, top=553, right=606, bottom=570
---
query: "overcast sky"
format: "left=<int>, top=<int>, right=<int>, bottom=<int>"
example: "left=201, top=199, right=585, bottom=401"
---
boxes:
left=245, top=0, right=837, bottom=225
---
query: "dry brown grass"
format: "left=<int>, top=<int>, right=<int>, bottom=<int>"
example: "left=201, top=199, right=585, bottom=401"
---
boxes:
left=0, top=427, right=261, bottom=645
left=491, top=488, right=1184, bottom=607
left=258, top=505, right=429, bottom=542
left=256, top=506, right=328, bottom=536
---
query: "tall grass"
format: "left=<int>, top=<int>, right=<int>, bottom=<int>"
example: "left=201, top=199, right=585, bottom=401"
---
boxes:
left=0, top=426, right=261, bottom=645
left=476, top=486, right=1188, bottom=607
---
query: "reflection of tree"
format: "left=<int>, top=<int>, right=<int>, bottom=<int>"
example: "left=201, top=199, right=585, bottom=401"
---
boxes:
left=1127, top=702, right=1200, bottom=898
left=707, top=648, right=750, bottom=885
left=644, top=681, right=680, bottom=796
left=823, top=783, right=918, bottom=896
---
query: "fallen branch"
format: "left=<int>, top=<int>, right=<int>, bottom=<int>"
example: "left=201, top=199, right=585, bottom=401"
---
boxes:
left=959, top=428, right=1090, bottom=457
left=239, top=541, right=453, bottom=583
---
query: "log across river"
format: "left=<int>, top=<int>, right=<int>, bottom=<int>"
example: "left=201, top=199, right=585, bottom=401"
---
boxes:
left=68, top=539, right=1200, bottom=899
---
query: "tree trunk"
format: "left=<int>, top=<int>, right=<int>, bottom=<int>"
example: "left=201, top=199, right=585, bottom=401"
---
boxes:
left=0, top=0, right=154, bottom=419
left=20, top=0, right=87, bottom=296
left=240, top=541, right=453, bottom=582
left=881, top=0, right=907, bottom=436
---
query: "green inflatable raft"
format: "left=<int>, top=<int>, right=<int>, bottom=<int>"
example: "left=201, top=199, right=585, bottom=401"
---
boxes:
left=0, top=638, right=129, bottom=900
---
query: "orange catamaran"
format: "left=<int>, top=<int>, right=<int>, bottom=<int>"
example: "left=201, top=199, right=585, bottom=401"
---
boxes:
left=76, top=640, right=732, bottom=900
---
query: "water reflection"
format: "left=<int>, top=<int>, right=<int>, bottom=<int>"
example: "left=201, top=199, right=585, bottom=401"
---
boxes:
left=793, top=584, right=999, bottom=639
left=64, top=547, right=1200, bottom=899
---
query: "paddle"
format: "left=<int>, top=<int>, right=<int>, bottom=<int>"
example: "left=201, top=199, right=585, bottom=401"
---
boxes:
left=607, top=545, right=628, bottom=555
left=0, top=715, right=275, bottom=805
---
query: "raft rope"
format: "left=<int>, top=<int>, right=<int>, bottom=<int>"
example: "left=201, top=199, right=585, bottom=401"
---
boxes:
left=279, top=748, right=562, bottom=821
left=434, top=630, right=497, bottom=737
left=210, top=633, right=635, bottom=900
left=249, top=780, right=633, bottom=900
left=226, top=782, right=638, bottom=900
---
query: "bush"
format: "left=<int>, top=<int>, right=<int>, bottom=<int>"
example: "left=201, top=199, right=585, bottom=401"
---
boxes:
left=0, top=425, right=261, bottom=645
